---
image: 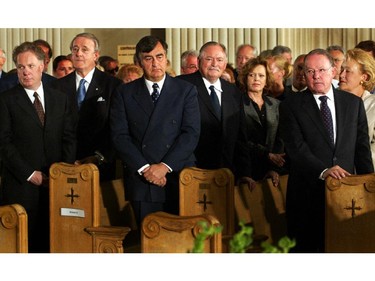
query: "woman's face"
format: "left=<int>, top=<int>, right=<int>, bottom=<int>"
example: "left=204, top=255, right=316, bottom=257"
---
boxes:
left=339, top=59, right=367, bottom=93
left=247, top=64, right=267, bottom=93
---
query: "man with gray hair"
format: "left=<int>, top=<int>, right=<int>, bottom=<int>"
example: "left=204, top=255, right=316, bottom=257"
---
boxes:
left=326, top=45, right=345, bottom=88
left=53, top=32, right=123, bottom=181
left=180, top=49, right=199, bottom=74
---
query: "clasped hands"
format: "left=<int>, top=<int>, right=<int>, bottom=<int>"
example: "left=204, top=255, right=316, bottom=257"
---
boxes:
left=142, top=163, right=169, bottom=187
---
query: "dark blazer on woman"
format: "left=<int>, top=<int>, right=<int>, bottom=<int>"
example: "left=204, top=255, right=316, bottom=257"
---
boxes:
left=243, top=94, right=284, bottom=180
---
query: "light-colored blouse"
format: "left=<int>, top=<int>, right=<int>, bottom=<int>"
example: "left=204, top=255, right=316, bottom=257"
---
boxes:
left=362, top=90, right=375, bottom=168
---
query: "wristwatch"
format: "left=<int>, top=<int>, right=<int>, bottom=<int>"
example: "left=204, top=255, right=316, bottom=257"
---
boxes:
left=94, top=151, right=105, bottom=165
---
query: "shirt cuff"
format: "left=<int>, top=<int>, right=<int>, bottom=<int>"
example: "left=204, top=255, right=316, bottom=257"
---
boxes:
left=138, top=164, right=150, bottom=175
left=27, top=171, right=36, bottom=181
left=161, top=162, right=172, bottom=173
left=319, top=168, right=329, bottom=180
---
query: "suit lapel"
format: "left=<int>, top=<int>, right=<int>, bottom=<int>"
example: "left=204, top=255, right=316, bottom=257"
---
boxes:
left=244, top=98, right=261, bottom=125
left=14, top=85, right=43, bottom=127
left=195, top=74, right=221, bottom=121
left=302, top=91, right=334, bottom=148
left=132, top=78, right=154, bottom=116
left=86, top=69, right=104, bottom=100
left=333, top=89, right=347, bottom=149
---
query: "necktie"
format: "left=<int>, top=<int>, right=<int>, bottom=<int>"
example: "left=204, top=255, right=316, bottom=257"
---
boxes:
left=77, top=78, right=86, bottom=109
left=209, top=85, right=221, bottom=120
left=151, top=83, right=160, bottom=103
left=33, top=92, right=45, bottom=126
left=319, top=95, right=334, bottom=144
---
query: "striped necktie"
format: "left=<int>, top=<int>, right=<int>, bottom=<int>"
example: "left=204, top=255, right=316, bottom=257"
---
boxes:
left=33, top=92, right=45, bottom=126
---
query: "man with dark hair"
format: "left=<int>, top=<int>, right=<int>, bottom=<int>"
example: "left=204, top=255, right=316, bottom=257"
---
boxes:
left=98, top=55, right=119, bottom=77
left=110, top=35, right=200, bottom=227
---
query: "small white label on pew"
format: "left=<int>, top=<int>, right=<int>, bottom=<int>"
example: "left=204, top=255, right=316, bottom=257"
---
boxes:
left=60, top=208, right=85, bottom=218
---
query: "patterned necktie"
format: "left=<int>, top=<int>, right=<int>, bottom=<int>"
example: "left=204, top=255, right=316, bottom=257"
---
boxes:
left=209, top=85, right=221, bottom=120
left=33, top=92, right=45, bottom=126
left=151, top=83, right=160, bottom=103
left=319, top=95, right=334, bottom=144
left=77, top=78, right=86, bottom=109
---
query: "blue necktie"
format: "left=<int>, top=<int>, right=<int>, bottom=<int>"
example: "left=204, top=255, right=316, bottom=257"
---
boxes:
left=151, top=83, right=160, bottom=103
left=77, top=78, right=86, bottom=109
left=319, top=96, right=334, bottom=144
left=209, top=85, right=221, bottom=120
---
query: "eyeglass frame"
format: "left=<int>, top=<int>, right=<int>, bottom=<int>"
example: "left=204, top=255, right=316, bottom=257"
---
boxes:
left=304, top=66, right=332, bottom=77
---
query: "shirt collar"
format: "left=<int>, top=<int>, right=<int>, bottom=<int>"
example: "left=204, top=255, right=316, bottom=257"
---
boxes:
left=202, top=77, right=222, bottom=93
left=145, top=75, right=166, bottom=94
left=313, top=86, right=334, bottom=103
left=75, top=67, right=95, bottom=86
left=25, top=83, right=44, bottom=102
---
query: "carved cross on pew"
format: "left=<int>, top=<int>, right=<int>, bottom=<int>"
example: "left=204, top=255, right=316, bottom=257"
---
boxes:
left=344, top=199, right=362, bottom=218
left=65, top=188, right=80, bottom=204
left=197, top=193, right=212, bottom=212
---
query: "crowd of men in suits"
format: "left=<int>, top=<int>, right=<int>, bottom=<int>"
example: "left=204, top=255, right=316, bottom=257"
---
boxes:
left=0, top=33, right=373, bottom=253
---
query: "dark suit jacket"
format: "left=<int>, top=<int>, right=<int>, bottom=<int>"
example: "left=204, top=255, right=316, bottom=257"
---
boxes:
left=53, top=68, right=123, bottom=180
left=177, top=71, right=251, bottom=179
left=110, top=75, right=200, bottom=203
left=243, top=94, right=284, bottom=180
left=0, top=83, right=76, bottom=252
left=279, top=87, right=374, bottom=251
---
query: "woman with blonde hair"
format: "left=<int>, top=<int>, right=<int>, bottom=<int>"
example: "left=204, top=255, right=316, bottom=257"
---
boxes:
left=339, top=48, right=375, bottom=167
left=265, top=55, right=293, bottom=100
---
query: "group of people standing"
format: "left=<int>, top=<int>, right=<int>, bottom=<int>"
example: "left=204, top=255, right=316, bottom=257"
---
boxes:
left=0, top=31, right=374, bottom=253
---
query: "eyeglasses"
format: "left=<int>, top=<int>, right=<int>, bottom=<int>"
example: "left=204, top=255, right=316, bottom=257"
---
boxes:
left=305, top=67, right=332, bottom=77
left=185, top=64, right=198, bottom=70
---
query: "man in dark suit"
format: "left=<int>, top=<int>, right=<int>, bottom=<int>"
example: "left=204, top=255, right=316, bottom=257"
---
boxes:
left=283, top=54, right=307, bottom=98
left=0, top=42, right=76, bottom=253
left=177, top=41, right=253, bottom=185
left=110, top=35, right=200, bottom=228
left=53, top=32, right=123, bottom=181
left=279, top=49, right=374, bottom=252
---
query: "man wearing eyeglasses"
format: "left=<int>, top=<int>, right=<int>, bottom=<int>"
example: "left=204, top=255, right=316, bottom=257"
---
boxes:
left=326, top=45, right=345, bottom=88
left=279, top=48, right=373, bottom=253
left=53, top=32, right=123, bottom=181
left=180, top=49, right=199, bottom=75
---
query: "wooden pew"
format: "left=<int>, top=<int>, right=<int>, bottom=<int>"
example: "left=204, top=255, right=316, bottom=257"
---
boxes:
left=141, top=211, right=222, bottom=253
left=49, top=162, right=131, bottom=253
left=179, top=167, right=235, bottom=251
left=234, top=175, right=288, bottom=245
left=0, top=204, right=28, bottom=253
left=325, top=173, right=375, bottom=252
